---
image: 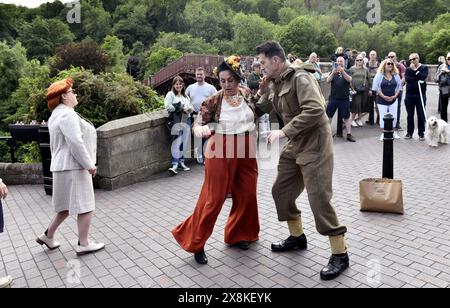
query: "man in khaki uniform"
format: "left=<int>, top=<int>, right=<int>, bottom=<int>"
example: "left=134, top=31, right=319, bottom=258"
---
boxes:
left=255, top=41, right=349, bottom=280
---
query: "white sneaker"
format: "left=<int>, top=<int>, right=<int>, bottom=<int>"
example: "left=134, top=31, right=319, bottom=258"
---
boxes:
left=76, top=241, right=105, bottom=256
left=351, top=121, right=358, bottom=128
left=168, top=165, right=178, bottom=175
left=393, top=132, right=400, bottom=139
left=0, top=276, right=12, bottom=288
left=36, top=233, right=61, bottom=250
left=379, top=134, right=384, bottom=141
left=357, top=119, right=364, bottom=127
left=178, top=162, right=190, bottom=171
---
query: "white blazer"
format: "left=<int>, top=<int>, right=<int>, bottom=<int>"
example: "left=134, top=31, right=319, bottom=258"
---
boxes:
left=48, top=104, right=96, bottom=172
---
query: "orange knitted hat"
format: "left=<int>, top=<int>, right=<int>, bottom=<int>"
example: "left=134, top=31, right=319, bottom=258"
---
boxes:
left=46, top=78, right=73, bottom=110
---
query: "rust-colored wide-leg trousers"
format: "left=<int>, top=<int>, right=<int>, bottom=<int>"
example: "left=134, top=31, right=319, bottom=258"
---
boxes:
left=172, top=134, right=260, bottom=253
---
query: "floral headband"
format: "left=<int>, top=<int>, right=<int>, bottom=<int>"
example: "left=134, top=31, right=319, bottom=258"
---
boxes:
left=214, top=55, right=243, bottom=79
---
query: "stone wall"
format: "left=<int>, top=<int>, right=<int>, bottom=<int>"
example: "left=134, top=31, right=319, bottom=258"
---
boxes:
left=0, top=163, right=43, bottom=185
left=95, top=110, right=173, bottom=190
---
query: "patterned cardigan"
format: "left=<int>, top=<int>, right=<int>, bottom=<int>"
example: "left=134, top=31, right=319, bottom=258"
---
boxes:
left=194, top=88, right=263, bottom=128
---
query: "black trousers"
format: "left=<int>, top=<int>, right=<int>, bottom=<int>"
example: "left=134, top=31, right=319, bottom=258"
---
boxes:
left=440, top=93, right=449, bottom=122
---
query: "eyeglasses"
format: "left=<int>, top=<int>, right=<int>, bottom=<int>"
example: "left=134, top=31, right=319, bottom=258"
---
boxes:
left=386, top=63, right=394, bottom=66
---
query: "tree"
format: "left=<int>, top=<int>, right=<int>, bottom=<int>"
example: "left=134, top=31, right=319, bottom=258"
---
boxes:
left=141, top=47, right=183, bottom=79
left=50, top=41, right=111, bottom=75
left=18, top=17, right=75, bottom=62
left=5, top=60, right=50, bottom=125
left=0, top=41, right=27, bottom=100
left=251, top=0, right=283, bottom=23
left=81, top=0, right=112, bottom=43
left=184, top=0, right=233, bottom=43
left=232, top=13, right=277, bottom=55
left=342, top=22, right=370, bottom=53
left=112, top=4, right=155, bottom=49
left=102, top=35, right=127, bottom=73
left=366, top=21, right=398, bottom=58
left=277, top=16, right=337, bottom=58
left=151, top=32, right=219, bottom=54
left=427, top=29, right=450, bottom=64
left=394, top=23, right=434, bottom=63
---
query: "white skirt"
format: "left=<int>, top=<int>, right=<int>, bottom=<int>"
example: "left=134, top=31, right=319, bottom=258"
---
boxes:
left=52, top=170, right=95, bottom=215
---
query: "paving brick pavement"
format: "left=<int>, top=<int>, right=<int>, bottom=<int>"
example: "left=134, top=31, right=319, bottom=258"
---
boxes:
left=1, top=85, right=449, bottom=288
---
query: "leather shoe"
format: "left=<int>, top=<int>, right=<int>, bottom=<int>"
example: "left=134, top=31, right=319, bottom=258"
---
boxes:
left=233, top=241, right=250, bottom=250
left=271, top=234, right=307, bottom=252
left=320, top=253, right=349, bottom=280
left=194, top=250, right=208, bottom=265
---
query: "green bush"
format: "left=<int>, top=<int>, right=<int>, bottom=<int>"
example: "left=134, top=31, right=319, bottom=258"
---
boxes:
left=31, top=67, right=164, bottom=128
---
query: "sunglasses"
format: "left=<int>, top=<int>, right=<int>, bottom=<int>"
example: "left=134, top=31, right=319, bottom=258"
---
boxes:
left=388, top=56, right=395, bottom=58
left=447, top=58, right=450, bottom=60
left=356, top=59, right=363, bottom=62
left=67, top=89, right=76, bottom=94
left=386, top=63, right=394, bottom=66
left=409, top=58, right=418, bottom=61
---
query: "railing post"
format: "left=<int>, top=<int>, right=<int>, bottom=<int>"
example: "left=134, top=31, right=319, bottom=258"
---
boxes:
left=382, top=113, right=394, bottom=179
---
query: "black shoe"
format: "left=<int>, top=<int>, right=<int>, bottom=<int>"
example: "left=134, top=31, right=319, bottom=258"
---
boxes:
left=194, top=251, right=208, bottom=265
left=271, top=234, right=307, bottom=252
left=320, top=253, right=349, bottom=280
left=231, top=241, right=250, bottom=250
left=335, top=133, right=343, bottom=138
left=404, top=134, right=412, bottom=140
left=346, top=134, right=356, bottom=142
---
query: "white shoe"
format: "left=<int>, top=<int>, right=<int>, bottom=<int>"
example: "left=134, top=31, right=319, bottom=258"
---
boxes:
left=168, top=165, right=178, bottom=175
left=36, top=233, right=61, bottom=250
left=178, top=162, right=190, bottom=171
left=393, top=132, right=400, bottom=139
left=76, top=241, right=105, bottom=256
left=379, top=134, right=384, bottom=141
left=0, top=276, right=12, bottom=288
left=357, top=119, right=364, bottom=127
left=351, top=121, right=358, bottom=128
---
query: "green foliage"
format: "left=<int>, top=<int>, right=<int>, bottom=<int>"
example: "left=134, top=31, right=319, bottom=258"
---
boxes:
left=427, top=29, right=450, bottom=63
left=342, top=22, right=370, bottom=53
left=102, top=35, right=127, bottom=73
left=141, top=47, right=183, bottom=78
left=231, top=13, right=277, bottom=55
left=18, top=17, right=75, bottom=62
left=30, top=67, right=164, bottom=128
left=112, top=4, right=156, bottom=49
left=152, top=32, right=219, bottom=54
left=0, top=41, right=27, bottom=100
left=50, top=41, right=111, bottom=75
left=277, top=15, right=337, bottom=58
left=81, top=0, right=112, bottom=43
left=184, top=0, right=233, bottom=43
left=5, top=60, right=50, bottom=126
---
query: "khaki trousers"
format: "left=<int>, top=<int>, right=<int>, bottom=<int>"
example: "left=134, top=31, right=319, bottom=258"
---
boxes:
left=272, top=154, right=346, bottom=236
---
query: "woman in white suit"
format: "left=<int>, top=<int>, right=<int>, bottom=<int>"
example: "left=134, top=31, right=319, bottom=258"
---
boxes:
left=36, top=78, right=105, bottom=256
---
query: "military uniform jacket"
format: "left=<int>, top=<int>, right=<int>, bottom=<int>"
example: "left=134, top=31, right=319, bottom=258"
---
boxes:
left=257, top=63, right=334, bottom=165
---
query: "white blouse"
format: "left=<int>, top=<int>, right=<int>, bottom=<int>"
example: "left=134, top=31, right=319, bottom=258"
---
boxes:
left=216, top=98, right=255, bottom=134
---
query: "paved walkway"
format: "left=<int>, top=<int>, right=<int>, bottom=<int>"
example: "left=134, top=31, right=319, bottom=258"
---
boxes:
left=1, top=85, right=449, bottom=288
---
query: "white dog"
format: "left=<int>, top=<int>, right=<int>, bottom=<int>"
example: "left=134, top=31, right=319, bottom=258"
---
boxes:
left=426, top=116, right=449, bottom=147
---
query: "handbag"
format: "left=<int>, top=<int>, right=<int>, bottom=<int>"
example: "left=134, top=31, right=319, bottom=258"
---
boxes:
left=359, top=178, right=404, bottom=214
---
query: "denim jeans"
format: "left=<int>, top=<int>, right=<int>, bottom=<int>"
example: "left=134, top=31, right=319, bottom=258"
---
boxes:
left=170, top=115, right=191, bottom=165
